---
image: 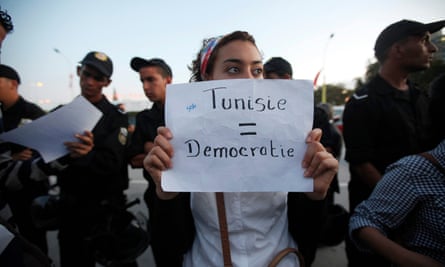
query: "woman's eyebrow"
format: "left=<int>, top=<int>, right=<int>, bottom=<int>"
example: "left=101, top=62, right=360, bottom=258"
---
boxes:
left=223, top=58, right=263, bottom=65
left=223, top=58, right=243, bottom=64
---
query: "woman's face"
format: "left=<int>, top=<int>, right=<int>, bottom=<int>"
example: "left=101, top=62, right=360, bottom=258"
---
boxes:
left=206, top=40, right=263, bottom=81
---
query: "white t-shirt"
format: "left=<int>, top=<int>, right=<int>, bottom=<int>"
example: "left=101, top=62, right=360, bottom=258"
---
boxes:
left=183, top=192, right=299, bottom=267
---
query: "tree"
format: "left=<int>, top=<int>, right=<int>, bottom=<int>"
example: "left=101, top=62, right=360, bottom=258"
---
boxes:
left=410, top=59, right=445, bottom=89
left=315, top=59, right=445, bottom=106
left=314, top=84, right=354, bottom=105
left=355, top=59, right=445, bottom=90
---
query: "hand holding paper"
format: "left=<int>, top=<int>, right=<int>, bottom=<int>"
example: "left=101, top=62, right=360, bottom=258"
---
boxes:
left=163, top=79, right=314, bottom=192
left=144, top=79, right=338, bottom=198
left=0, top=96, right=102, bottom=162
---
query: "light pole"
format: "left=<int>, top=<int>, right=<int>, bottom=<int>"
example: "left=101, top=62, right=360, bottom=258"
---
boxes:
left=321, top=33, right=334, bottom=103
left=53, top=48, right=74, bottom=98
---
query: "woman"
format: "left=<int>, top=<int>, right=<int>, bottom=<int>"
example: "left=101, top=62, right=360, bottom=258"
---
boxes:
left=144, top=31, right=338, bottom=267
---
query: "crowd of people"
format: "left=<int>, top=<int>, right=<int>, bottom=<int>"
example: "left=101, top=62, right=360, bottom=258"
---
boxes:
left=0, top=4, right=444, bottom=267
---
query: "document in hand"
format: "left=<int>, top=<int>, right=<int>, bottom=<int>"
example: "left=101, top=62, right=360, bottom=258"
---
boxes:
left=163, top=79, right=313, bottom=192
left=0, top=96, right=102, bottom=162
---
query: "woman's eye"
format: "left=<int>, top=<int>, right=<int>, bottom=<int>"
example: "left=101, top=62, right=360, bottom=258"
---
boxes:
left=253, top=68, right=263, bottom=76
left=227, top=67, right=240, bottom=74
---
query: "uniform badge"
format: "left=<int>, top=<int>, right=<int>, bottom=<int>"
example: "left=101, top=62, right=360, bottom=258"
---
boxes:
left=118, top=127, right=128, bottom=145
left=94, top=52, right=109, bottom=62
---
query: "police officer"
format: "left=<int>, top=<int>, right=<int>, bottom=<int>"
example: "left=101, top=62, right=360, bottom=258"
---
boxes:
left=0, top=64, right=48, bottom=253
left=55, top=51, right=132, bottom=267
left=264, top=57, right=343, bottom=267
left=126, top=57, right=174, bottom=267
left=343, top=19, right=445, bottom=267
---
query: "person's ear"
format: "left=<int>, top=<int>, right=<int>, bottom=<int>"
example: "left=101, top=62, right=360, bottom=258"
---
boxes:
left=393, top=43, right=406, bottom=59
left=77, top=66, right=82, bottom=77
left=10, top=79, right=19, bottom=88
left=166, top=76, right=172, bottom=84
left=104, top=78, right=112, bottom=87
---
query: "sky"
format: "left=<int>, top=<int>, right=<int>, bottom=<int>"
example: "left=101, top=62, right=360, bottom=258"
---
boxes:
left=1, top=0, right=444, bottom=110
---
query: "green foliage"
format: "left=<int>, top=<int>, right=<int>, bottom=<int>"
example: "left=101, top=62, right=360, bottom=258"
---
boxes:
left=357, top=59, right=445, bottom=90
left=409, top=60, right=445, bottom=90
left=318, top=59, right=445, bottom=105
left=314, top=84, right=354, bottom=105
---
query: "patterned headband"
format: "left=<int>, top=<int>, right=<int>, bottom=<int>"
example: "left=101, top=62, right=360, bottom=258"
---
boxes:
left=200, top=35, right=223, bottom=78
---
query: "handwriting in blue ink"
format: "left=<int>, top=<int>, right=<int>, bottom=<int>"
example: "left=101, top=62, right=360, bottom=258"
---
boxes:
left=186, top=103, right=197, bottom=112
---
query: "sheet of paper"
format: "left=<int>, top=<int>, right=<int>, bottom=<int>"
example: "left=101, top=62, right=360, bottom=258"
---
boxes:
left=163, top=79, right=314, bottom=192
left=0, top=96, right=102, bottom=162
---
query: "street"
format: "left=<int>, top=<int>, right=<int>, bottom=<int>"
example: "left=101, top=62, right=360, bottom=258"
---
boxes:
left=47, top=157, right=350, bottom=267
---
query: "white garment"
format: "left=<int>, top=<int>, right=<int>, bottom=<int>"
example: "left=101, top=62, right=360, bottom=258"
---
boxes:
left=183, top=192, right=299, bottom=267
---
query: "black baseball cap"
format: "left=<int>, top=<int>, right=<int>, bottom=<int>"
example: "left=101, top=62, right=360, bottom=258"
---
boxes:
left=130, top=57, right=173, bottom=77
left=264, top=57, right=293, bottom=77
left=374, top=19, right=445, bottom=58
left=0, top=64, right=20, bottom=84
left=80, top=51, right=113, bottom=78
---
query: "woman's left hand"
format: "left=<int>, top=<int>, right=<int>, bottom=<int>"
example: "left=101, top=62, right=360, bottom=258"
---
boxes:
left=302, top=128, right=338, bottom=200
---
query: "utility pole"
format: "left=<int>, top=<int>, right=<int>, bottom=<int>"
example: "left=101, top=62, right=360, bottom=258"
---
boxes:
left=321, top=33, right=334, bottom=103
left=53, top=48, right=74, bottom=98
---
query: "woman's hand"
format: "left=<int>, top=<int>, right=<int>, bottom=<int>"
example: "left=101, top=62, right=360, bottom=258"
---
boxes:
left=143, top=127, right=179, bottom=200
left=64, top=130, right=94, bottom=158
left=302, top=128, right=338, bottom=200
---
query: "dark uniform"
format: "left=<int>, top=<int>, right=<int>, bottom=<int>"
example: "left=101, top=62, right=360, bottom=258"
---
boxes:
left=288, top=106, right=343, bottom=267
left=342, top=74, right=432, bottom=267
left=56, top=96, right=129, bottom=267
left=1, top=96, right=48, bottom=253
left=127, top=103, right=182, bottom=267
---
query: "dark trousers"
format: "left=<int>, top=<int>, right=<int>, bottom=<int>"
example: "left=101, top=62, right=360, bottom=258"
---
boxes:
left=8, top=190, right=48, bottom=254
left=58, top=195, right=138, bottom=267
left=288, top=193, right=328, bottom=267
left=144, top=187, right=184, bottom=267
left=0, top=237, right=26, bottom=267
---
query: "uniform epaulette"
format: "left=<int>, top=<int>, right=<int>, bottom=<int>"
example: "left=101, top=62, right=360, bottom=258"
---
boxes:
left=352, top=93, right=368, bottom=100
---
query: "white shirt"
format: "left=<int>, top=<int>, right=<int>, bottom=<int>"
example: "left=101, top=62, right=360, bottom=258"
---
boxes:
left=183, top=192, right=299, bottom=267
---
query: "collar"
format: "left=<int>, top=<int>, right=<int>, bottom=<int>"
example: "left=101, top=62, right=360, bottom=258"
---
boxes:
left=3, top=96, right=25, bottom=114
left=92, top=95, right=112, bottom=113
left=372, top=74, right=422, bottom=97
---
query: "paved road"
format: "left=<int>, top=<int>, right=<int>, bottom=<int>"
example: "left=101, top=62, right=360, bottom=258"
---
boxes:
left=48, top=157, right=350, bottom=267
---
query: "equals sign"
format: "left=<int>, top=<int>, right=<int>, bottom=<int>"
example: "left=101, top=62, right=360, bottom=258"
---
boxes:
left=239, top=122, right=256, bottom=136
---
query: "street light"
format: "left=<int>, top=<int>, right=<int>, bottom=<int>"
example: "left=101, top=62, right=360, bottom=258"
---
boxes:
left=53, top=48, right=74, bottom=98
left=321, top=33, right=334, bottom=103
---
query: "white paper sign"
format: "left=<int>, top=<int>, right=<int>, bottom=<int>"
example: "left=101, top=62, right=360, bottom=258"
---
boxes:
left=0, top=96, right=102, bottom=162
left=163, top=79, right=314, bottom=192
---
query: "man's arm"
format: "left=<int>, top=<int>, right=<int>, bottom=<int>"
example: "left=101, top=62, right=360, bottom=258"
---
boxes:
left=355, top=227, right=443, bottom=267
left=351, top=162, right=382, bottom=188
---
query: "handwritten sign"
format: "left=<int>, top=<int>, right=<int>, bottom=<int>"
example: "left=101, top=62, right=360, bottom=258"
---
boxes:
left=163, top=79, right=314, bottom=192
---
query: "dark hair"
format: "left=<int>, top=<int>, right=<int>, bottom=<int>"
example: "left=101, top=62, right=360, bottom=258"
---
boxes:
left=189, top=31, right=257, bottom=82
left=264, top=57, right=293, bottom=78
left=0, top=7, right=13, bottom=33
left=429, top=73, right=445, bottom=145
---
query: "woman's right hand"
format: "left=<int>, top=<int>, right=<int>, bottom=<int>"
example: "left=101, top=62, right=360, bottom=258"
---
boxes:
left=143, top=126, right=179, bottom=200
